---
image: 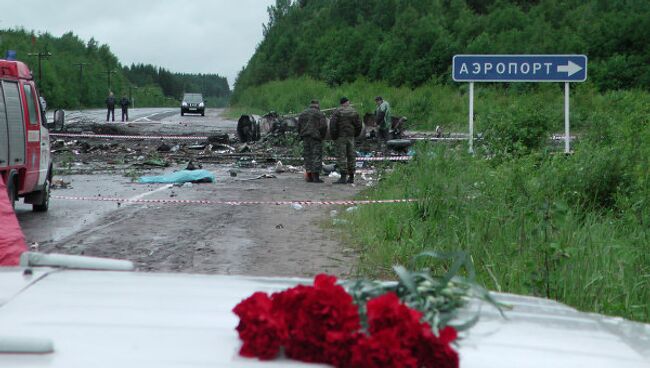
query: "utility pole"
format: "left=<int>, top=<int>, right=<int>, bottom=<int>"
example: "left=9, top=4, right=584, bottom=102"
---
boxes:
left=101, top=68, right=117, bottom=92
left=73, top=62, right=90, bottom=105
left=129, top=85, right=138, bottom=108
left=27, top=50, right=52, bottom=90
left=73, top=62, right=90, bottom=83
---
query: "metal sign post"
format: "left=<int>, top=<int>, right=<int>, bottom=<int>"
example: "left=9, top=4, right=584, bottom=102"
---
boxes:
left=452, top=55, right=588, bottom=154
left=469, top=82, right=474, bottom=154
left=564, top=82, right=570, bottom=153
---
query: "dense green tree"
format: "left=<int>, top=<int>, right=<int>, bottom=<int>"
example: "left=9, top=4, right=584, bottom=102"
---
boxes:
left=233, top=0, right=650, bottom=100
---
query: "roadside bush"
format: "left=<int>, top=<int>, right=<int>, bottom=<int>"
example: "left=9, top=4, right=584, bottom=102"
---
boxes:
left=480, top=102, right=554, bottom=159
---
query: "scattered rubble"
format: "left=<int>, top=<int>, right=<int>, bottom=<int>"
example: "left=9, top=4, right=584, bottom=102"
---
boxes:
left=245, top=174, right=277, bottom=181
left=51, top=179, right=71, bottom=190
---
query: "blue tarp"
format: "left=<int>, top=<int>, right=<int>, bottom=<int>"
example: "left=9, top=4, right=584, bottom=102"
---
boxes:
left=138, top=170, right=215, bottom=184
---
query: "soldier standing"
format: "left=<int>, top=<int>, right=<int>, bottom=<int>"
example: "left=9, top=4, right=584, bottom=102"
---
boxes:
left=330, top=97, right=362, bottom=184
left=120, top=94, right=130, bottom=122
left=105, top=92, right=115, bottom=122
left=375, top=96, right=392, bottom=146
left=298, top=100, right=328, bottom=183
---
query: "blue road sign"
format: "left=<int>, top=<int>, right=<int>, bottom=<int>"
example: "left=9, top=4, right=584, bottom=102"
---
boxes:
left=453, top=55, right=587, bottom=82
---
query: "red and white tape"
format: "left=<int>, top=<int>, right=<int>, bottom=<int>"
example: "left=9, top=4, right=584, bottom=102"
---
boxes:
left=344, top=156, right=412, bottom=162
left=50, top=133, right=208, bottom=140
left=409, top=137, right=468, bottom=141
left=235, top=156, right=412, bottom=162
left=51, top=195, right=417, bottom=206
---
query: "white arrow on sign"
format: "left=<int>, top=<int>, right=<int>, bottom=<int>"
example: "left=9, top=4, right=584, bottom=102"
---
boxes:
left=557, top=61, right=583, bottom=77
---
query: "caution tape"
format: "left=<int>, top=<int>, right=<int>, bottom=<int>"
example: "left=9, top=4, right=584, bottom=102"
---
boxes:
left=50, top=133, right=209, bottom=140
left=51, top=195, right=418, bottom=206
left=409, top=137, right=468, bottom=141
left=324, top=156, right=412, bottom=162
left=195, top=155, right=412, bottom=162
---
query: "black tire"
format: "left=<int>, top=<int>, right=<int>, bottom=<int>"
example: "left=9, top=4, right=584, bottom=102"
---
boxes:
left=6, top=176, right=16, bottom=209
left=32, top=178, right=50, bottom=212
left=181, top=110, right=184, bottom=116
left=201, top=111, right=205, bottom=117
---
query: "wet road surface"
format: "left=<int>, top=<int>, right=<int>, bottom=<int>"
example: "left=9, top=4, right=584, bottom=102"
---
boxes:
left=17, top=108, right=362, bottom=278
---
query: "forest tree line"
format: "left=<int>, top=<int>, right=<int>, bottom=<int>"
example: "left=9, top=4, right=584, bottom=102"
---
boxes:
left=0, top=29, right=231, bottom=108
left=233, top=0, right=650, bottom=99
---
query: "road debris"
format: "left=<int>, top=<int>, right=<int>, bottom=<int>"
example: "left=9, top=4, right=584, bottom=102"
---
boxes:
left=51, top=179, right=71, bottom=190
left=245, top=174, right=277, bottom=181
left=186, top=161, right=202, bottom=170
left=332, top=219, right=350, bottom=226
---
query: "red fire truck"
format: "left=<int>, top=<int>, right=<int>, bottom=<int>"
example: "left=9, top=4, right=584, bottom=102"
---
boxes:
left=0, top=59, right=53, bottom=211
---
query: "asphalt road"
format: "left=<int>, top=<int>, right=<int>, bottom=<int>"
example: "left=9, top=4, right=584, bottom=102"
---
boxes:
left=61, top=107, right=236, bottom=136
left=16, top=108, right=361, bottom=277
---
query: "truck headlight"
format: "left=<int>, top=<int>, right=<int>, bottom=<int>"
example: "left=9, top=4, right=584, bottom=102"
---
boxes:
left=199, top=102, right=204, bottom=108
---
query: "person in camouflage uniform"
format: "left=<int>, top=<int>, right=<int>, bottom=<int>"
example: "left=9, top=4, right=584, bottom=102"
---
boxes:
left=330, top=97, right=362, bottom=184
left=298, top=100, right=328, bottom=183
left=375, top=96, right=391, bottom=149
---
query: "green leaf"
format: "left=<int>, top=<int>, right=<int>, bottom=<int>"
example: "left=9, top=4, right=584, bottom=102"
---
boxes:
left=393, top=265, right=417, bottom=294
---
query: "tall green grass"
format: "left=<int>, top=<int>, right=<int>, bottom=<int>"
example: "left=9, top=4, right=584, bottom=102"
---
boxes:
left=344, top=89, right=650, bottom=322
left=230, top=77, right=625, bottom=133
left=233, top=78, right=650, bottom=321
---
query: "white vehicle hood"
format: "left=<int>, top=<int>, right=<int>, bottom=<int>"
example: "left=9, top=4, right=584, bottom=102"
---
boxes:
left=0, top=268, right=648, bottom=368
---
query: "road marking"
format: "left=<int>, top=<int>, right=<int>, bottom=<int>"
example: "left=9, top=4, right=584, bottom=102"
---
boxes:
left=129, top=184, right=174, bottom=201
left=134, top=110, right=176, bottom=122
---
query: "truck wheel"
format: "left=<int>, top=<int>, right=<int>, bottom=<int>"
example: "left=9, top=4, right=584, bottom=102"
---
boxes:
left=6, top=176, right=16, bottom=209
left=181, top=110, right=184, bottom=116
left=32, top=178, right=50, bottom=212
left=201, top=111, right=205, bottom=117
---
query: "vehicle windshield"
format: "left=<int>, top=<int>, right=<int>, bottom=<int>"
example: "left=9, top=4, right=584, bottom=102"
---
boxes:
left=183, top=94, right=203, bottom=103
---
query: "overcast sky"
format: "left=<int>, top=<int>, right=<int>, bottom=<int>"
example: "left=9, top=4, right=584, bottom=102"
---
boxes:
left=0, top=0, right=276, bottom=87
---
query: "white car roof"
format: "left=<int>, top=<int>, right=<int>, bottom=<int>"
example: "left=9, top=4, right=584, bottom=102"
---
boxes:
left=0, top=268, right=648, bottom=368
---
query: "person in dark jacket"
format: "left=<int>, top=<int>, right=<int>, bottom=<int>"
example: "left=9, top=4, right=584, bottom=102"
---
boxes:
left=298, top=100, right=328, bottom=183
left=329, top=97, right=362, bottom=184
left=120, top=94, right=130, bottom=122
left=105, top=92, right=115, bottom=122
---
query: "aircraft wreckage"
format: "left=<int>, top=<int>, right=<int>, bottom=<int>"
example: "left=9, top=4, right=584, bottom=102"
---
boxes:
left=236, top=109, right=411, bottom=149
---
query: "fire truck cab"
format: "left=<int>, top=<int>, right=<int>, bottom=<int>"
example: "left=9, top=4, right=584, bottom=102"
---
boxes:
left=0, top=59, right=53, bottom=211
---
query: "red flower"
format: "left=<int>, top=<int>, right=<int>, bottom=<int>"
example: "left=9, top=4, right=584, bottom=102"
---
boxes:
left=232, top=292, right=286, bottom=360
left=349, top=330, right=418, bottom=368
left=324, top=331, right=364, bottom=367
left=366, top=292, right=459, bottom=368
left=270, top=274, right=361, bottom=365
left=366, top=292, right=423, bottom=345
left=232, top=275, right=458, bottom=368
left=414, top=325, right=459, bottom=368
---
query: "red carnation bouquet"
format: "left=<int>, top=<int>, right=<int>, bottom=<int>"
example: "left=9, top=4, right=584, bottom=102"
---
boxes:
left=233, top=252, right=505, bottom=367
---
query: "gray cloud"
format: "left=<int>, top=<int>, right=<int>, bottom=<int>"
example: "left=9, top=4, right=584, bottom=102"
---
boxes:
left=0, top=0, right=276, bottom=87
